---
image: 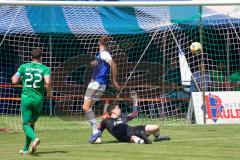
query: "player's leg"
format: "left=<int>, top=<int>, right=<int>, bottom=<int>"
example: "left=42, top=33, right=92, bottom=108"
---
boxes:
left=83, top=99, right=100, bottom=136
left=22, top=121, right=35, bottom=153
left=145, top=125, right=170, bottom=141
left=20, top=133, right=31, bottom=155
left=29, top=122, right=40, bottom=154
left=130, top=135, right=144, bottom=144
left=144, top=124, right=159, bottom=135
left=20, top=100, right=37, bottom=154
left=131, top=125, right=152, bottom=144
left=83, top=98, right=102, bottom=143
left=83, top=81, right=105, bottom=143
left=125, top=125, right=150, bottom=144
left=29, top=100, right=42, bottom=154
left=22, top=135, right=31, bottom=153
left=83, top=81, right=100, bottom=134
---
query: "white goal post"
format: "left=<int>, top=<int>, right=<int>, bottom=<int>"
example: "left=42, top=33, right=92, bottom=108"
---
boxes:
left=1, top=0, right=240, bottom=131
left=0, top=0, right=240, bottom=6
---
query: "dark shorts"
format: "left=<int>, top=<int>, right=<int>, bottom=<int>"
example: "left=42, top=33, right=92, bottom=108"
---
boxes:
left=130, top=125, right=146, bottom=138
left=112, top=124, right=146, bottom=142
left=111, top=124, right=129, bottom=142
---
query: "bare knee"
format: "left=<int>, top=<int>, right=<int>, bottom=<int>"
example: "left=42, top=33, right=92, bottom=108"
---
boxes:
left=82, top=99, right=95, bottom=112
left=29, top=122, right=35, bottom=126
left=153, top=125, right=159, bottom=131
left=145, top=124, right=159, bottom=133
left=82, top=104, right=90, bottom=112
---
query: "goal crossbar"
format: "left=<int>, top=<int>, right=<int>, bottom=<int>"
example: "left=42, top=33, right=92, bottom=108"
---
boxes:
left=0, top=0, right=240, bottom=7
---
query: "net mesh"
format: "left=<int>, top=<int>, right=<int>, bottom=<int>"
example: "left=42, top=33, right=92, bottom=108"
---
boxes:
left=0, top=5, right=240, bottom=130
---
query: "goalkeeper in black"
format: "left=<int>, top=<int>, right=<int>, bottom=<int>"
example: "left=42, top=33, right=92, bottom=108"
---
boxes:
left=94, top=91, right=170, bottom=144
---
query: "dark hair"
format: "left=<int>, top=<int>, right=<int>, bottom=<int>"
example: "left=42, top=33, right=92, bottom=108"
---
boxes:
left=106, top=102, right=119, bottom=115
left=31, top=48, right=43, bottom=59
left=99, top=36, right=109, bottom=47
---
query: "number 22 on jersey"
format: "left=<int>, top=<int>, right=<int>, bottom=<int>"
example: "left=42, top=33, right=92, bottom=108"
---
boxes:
left=25, top=72, right=42, bottom=88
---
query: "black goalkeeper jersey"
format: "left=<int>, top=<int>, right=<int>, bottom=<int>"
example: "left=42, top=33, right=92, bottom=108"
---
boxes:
left=99, top=110, right=138, bottom=141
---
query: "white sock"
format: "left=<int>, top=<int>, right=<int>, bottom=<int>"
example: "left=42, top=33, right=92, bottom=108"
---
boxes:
left=90, top=118, right=99, bottom=134
left=138, top=139, right=144, bottom=144
left=132, top=137, right=144, bottom=144
left=85, top=109, right=99, bottom=134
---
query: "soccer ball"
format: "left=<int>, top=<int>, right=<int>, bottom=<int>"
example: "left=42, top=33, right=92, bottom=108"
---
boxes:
left=190, top=42, right=202, bottom=54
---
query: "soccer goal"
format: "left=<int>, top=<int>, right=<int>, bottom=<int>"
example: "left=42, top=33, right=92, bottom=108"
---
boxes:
left=0, top=1, right=240, bottom=131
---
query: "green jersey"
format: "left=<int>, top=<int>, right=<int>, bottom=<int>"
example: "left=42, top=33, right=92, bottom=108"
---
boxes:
left=228, top=71, right=240, bottom=91
left=17, top=62, right=51, bottom=100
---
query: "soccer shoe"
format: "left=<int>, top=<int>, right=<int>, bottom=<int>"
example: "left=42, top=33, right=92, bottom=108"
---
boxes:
left=29, top=138, right=40, bottom=154
left=140, top=130, right=152, bottom=144
left=94, top=137, right=102, bottom=144
left=154, top=135, right=171, bottom=142
left=88, top=130, right=102, bottom=144
left=19, top=150, right=28, bottom=156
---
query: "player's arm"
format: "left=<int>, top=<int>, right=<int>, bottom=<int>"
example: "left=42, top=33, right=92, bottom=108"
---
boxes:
left=90, top=60, right=98, bottom=68
left=108, top=59, right=121, bottom=91
left=44, top=75, right=52, bottom=97
left=43, top=67, right=52, bottom=97
left=127, top=106, right=139, bottom=121
left=98, top=119, right=106, bottom=133
left=12, top=65, right=23, bottom=84
left=12, top=72, right=21, bottom=84
left=127, top=91, right=139, bottom=121
left=101, top=51, right=120, bottom=91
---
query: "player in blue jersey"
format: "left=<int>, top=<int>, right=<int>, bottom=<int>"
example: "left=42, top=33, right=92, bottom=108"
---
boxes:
left=82, top=36, right=120, bottom=143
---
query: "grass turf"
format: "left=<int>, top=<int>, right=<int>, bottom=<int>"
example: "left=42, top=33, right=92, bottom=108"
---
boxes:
left=0, top=116, right=240, bottom=160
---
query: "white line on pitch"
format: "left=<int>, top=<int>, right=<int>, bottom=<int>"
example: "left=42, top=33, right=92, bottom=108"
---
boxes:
left=38, top=136, right=240, bottom=148
left=172, top=136, right=240, bottom=142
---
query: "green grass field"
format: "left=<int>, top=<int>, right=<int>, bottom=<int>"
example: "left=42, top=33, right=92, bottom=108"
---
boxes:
left=1, top=116, right=240, bottom=160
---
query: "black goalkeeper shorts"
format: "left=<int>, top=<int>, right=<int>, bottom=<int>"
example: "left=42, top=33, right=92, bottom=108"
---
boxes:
left=112, top=124, right=146, bottom=142
left=120, top=125, right=146, bottom=142
left=129, top=125, right=146, bottom=138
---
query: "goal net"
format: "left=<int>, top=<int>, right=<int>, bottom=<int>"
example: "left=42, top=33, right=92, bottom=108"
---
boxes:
left=1, top=1, right=240, bottom=131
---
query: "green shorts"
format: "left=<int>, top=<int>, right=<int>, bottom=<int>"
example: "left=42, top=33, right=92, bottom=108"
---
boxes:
left=20, top=98, right=43, bottom=124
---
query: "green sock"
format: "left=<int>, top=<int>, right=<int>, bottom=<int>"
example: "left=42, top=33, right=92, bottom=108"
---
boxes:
left=23, top=125, right=35, bottom=151
left=23, top=136, right=31, bottom=151
left=23, top=124, right=36, bottom=141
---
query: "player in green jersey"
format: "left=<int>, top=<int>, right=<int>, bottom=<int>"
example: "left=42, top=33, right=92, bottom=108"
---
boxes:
left=12, top=48, right=52, bottom=155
